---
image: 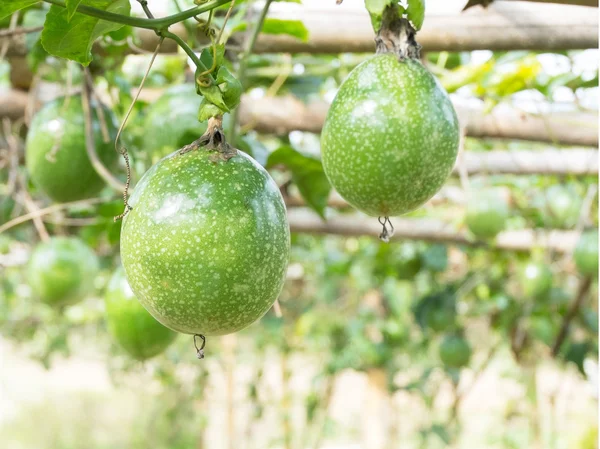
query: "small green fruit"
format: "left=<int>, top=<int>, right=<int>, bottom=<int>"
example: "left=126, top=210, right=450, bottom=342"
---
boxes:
left=28, top=237, right=99, bottom=306
left=105, top=268, right=177, bottom=360
left=466, top=189, right=509, bottom=239
left=321, top=54, right=459, bottom=217
left=544, top=185, right=581, bottom=229
left=519, top=262, right=552, bottom=298
left=25, top=95, right=119, bottom=202
left=439, top=334, right=472, bottom=368
left=574, top=229, right=598, bottom=276
left=121, top=148, right=290, bottom=336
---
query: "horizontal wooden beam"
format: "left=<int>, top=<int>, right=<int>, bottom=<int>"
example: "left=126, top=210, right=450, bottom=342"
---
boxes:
left=1, top=2, right=597, bottom=58
left=287, top=208, right=579, bottom=252
left=2, top=87, right=599, bottom=157
left=238, top=95, right=599, bottom=148
left=499, top=0, right=597, bottom=7
left=250, top=1, right=598, bottom=53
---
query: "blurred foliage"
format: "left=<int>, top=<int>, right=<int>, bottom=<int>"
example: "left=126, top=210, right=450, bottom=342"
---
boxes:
left=0, top=2, right=598, bottom=449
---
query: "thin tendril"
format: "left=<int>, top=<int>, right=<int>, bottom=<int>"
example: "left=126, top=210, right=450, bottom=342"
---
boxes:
left=113, top=37, right=164, bottom=222
left=216, top=0, right=236, bottom=44
left=378, top=216, right=394, bottom=243
left=194, top=334, right=206, bottom=359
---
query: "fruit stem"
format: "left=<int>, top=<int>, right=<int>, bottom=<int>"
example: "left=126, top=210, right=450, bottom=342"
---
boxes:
left=179, top=115, right=237, bottom=160
left=375, top=4, right=421, bottom=60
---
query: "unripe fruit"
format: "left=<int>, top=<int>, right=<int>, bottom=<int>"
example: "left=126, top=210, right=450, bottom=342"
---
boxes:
left=105, top=268, right=177, bottom=360
left=321, top=54, right=459, bottom=217
left=28, top=237, right=99, bottom=307
left=25, top=95, right=119, bottom=202
left=439, top=334, right=471, bottom=368
left=466, top=189, right=509, bottom=239
left=574, top=230, right=598, bottom=276
left=120, top=149, right=290, bottom=336
left=519, top=262, right=552, bottom=298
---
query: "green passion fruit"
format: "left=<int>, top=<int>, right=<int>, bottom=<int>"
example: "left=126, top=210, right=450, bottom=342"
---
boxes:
left=574, top=229, right=598, bottom=276
left=120, top=140, right=290, bottom=336
left=25, top=95, right=119, bottom=203
left=105, top=268, right=177, bottom=360
left=439, top=334, right=472, bottom=369
left=321, top=54, right=459, bottom=218
left=519, top=262, right=553, bottom=298
left=28, top=237, right=99, bottom=307
left=465, top=189, right=510, bottom=239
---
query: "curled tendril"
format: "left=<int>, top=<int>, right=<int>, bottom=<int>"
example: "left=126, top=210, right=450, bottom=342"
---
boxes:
left=195, top=34, right=219, bottom=88
left=378, top=216, right=395, bottom=243
left=194, top=334, right=206, bottom=360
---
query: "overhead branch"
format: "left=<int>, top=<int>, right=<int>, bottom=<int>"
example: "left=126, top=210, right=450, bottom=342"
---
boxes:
left=238, top=95, right=599, bottom=148
left=2, top=2, right=597, bottom=57
left=287, top=208, right=580, bottom=253
left=3, top=88, right=597, bottom=148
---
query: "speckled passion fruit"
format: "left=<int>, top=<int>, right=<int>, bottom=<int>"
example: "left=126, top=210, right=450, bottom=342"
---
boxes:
left=105, top=268, right=177, bottom=360
left=120, top=146, right=290, bottom=336
left=25, top=95, right=119, bottom=203
left=574, top=229, right=598, bottom=276
left=465, top=189, right=510, bottom=239
left=321, top=54, right=459, bottom=217
left=28, top=237, right=99, bottom=307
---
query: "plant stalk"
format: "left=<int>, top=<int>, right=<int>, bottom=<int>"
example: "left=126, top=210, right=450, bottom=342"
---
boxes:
left=42, top=0, right=231, bottom=31
left=227, top=0, right=274, bottom=142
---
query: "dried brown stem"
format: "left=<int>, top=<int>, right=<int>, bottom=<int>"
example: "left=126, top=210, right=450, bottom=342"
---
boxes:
left=551, top=276, right=593, bottom=357
left=81, top=72, right=126, bottom=192
left=0, top=198, right=106, bottom=235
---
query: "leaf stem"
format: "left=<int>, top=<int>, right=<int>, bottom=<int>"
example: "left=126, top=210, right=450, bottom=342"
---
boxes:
left=227, top=0, right=274, bottom=142
left=42, top=0, right=232, bottom=31
left=161, top=30, right=205, bottom=73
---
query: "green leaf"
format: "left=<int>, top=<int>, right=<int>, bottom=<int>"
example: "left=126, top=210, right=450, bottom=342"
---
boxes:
left=66, top=0, right=83, bottom=20
left=407, top=0, right=425, bottom=31
left=198, top=98, right=223, bottom=122
left=261, top=18, right=309, bottom=42
left=216, top=66, right=242, bottom=110
left=198, top=83, right=229, bottom=113
left=365, top=0, right=425, bottom=32
left=364, top=0, right=394, bottom=31
left=0, top=0, right=39, bottom=20
left=198, top=44, right=225, bottom=75
left=267, top=146, right=331, bottom=219
left=41, top=0, right=131, bottom=66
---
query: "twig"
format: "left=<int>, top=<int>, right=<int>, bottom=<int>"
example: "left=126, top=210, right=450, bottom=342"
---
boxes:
left=2, top=117, right=50, bottom=242
left=42, top=216, right=99, bottom=226
left=456, top=127, right=471, bottom=198
left=83, top=69, right=110, bottom=143
left=1, top=119, right=19, bottom=197
left=216, top=0, right=237, bottom=44
left=136, top=0, right=155, bottom=19
left=0, top=25, right=43, bottom=37
left=0, top=13, right=19, bottom=60
left=450, top=342, right=500, bottom=422
left=555, top=184, right=598, bottom=270
left=81, top=71, right=126, bottom=192
left=273, top=299, right=283, bottom=318
left=18, top=182, right=50, bottom=242
left=312, top=375, right=336, bottom=449
left=227, top=0, right=274, bottom=142
left=0, top=198, right=106, bottom=235
left=113, top=38, right=164, bottom=221
left=551, top=276, right=593, bottom=357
